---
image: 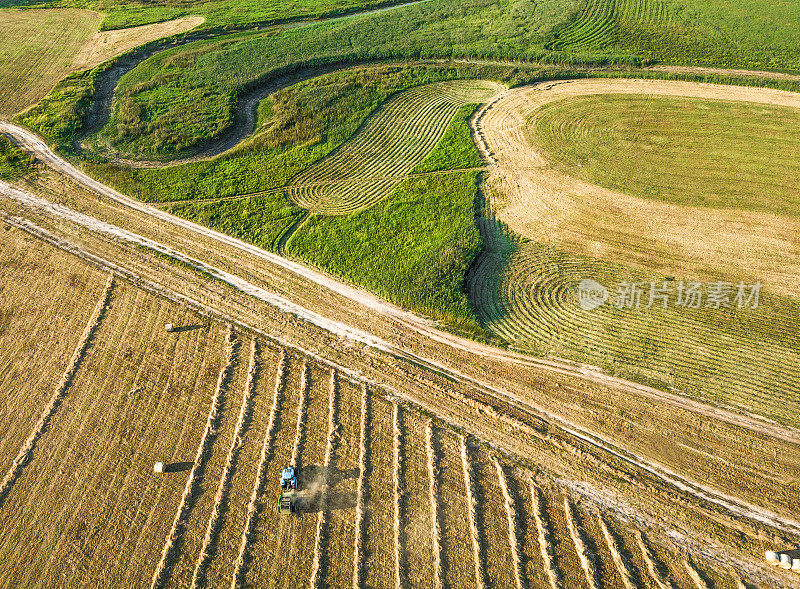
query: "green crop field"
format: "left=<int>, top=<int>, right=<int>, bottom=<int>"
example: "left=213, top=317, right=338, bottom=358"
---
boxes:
left=532, top=94, right=800, bottom=215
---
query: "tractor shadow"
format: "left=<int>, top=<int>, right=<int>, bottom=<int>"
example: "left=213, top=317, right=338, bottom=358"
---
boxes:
left=295, top=464, right=359, bottom=513
left=171, top=324, right=208, bottom=333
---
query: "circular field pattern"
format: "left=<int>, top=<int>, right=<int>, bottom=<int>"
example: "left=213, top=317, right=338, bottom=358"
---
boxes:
left=285, top=79, right=504, bottom=215
left=473, top=78, right=800, bottom=422
left=469, top=235, right=800, bottom=423
left=531, top=94, right=800, bottom=214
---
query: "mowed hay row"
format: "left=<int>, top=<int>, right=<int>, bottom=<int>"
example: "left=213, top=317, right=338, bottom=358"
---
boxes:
left=0, top=272, right=114, bottom=507
left=470, top=238, right=800, bottom=424
left=539, top=489, right=592, bottom=588
left=398, top=409, right=436, bottom=588
left=231, top=348, right=288, bottom=589
left=242, top=354, right=305, bottom=587
left=437, top=430, right=480, bottom=589
left=199, top=343, right=282, bottom=588
left=0, top=281, right=229, bottom=589
left=316, top=378, right=360, bottom=588
left=0, top=233, right=111, bottom=474
left=188, top=339, right=268, bottom=589
left=470, top=445, right=519, bottom=588
left=570, top=503, right=629, bottom=589
left=524, top=482, right=561, bottom=589
left=159, top=328, right=246, bottom=589
left=362, top=393, right=397, bottom=588
left=286, top=80, right=504, bottom=215
left=244, top=361, right=331, bottom=587
left=547, top=0, right=672, bottom=52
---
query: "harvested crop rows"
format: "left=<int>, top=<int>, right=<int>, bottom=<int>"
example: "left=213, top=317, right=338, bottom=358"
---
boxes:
left=286, top=80, right=504, bottom=215
left=0, top=239, right=772, bottom=588
left=547, top=0, right=672, bottom=52
left=0, top=8, right=102, bottom=116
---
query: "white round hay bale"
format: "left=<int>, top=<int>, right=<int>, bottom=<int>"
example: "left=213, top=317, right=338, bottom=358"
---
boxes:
left=165, top=323, right=175, bottom=333
left=792, top=558, right=800, bottom=572
left=154, top=462, right=165, bottom=473
left=780, top=553, right=792, bottom=569
left=766, top=551, right=780, bottom=564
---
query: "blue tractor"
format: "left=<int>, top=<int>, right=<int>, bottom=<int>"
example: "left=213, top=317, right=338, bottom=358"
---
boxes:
left=280, top=465, right=298, bottom=490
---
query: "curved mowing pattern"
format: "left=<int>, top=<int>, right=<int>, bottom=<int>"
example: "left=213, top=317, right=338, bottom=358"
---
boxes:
left=547, top=0, right=672, bottom=52
left=469, top=238, right=800, bottom=424
left=286, top=80, right=504, bottom=215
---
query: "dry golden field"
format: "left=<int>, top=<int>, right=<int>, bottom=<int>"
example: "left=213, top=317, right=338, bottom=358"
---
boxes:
left=0, top=10, right=202, bottom=117
left=0, top=228, right=781, bottom=589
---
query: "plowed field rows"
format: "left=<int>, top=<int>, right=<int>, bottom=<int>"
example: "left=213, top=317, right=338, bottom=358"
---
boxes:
left=286, top=80, right=504, bottom=215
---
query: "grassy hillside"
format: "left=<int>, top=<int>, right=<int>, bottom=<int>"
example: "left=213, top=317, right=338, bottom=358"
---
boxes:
left=86, top=64, right=509, bottom=200
left=0, top=136, right=34, bottom=180
left=532, top=94, right=800, bottom=215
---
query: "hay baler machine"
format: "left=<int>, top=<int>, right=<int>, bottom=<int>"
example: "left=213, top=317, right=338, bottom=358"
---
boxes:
left=279, top=491, right=297, bottom=514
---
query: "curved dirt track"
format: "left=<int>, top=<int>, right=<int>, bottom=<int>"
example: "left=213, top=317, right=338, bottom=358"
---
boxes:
left=3, top=117, right=800, bottom=453
left=475, top=78, right=800, bottom=298
left=78, top=0, right=434, bottom=168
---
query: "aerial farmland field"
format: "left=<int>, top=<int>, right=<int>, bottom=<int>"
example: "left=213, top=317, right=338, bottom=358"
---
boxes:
left=1, top=0, right=800, bottom=586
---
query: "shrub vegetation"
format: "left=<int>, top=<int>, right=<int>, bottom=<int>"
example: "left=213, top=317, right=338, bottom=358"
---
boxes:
left=0, top=136, right=34, bottom=180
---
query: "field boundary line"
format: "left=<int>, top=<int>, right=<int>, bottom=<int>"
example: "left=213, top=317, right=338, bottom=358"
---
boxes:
left=309, top=368, right=339, bottom=588
left=426, top=421, right=444, bottom=589
left=231, top=348, right=286, bottom=589
left=352, top=383, right=370, bottom=589
left=191, top=338, right=260, bottom=589
left=150, top=325, right=238, bottom=589
left=460, top=436, right=486, bottom=589
left=0, top=272, right=114, bottom=508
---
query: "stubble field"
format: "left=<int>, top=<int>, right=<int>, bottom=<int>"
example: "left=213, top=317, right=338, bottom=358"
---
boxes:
left=0, top=228, right=766, bottom=589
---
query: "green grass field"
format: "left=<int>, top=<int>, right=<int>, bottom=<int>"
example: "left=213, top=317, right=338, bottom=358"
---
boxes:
left=288, top=171, right=487, bottom=333
left=531, top=94, right=800, bottom=215
left=82, top=65, right=509, bottom=201
left=159, top=72, right=496, bottom=335
left=0, top=0, right=415, bottom=31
